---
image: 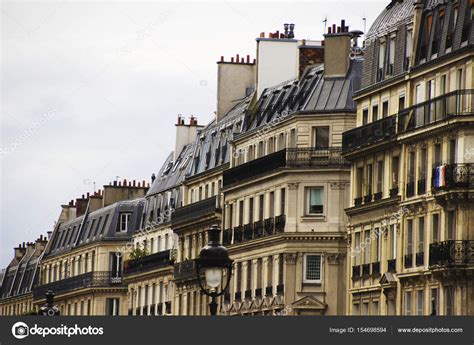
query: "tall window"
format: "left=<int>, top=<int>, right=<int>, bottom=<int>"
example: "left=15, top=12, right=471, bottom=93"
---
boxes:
left=391, top=156, right=399, bottom=188
left=356, top=167, right=364, bottom=198
left=416, top=290, right=424, bottom=315
left=354, top=232, right=361, bottom=266
left=404, top=291, right=413, bottom=315
left=434, top=144, right=441, bottom=166
left=377, top=160, right=383, bottom=194
left=280, top=188, right=286, bottom=215
left=420, top=148, right=427, bottom=186
left=238, top=200, right=244, bottom=226
left=446, top=211, right=455, bottom=240
left=405, top=29, right=413, bottom=68
left=313, top=127, right=329, bottom=149
left=388, top=36, right=395, bottom=75
left=378, top=42, right=386, bottom=80
left=249, top=198, right=254, bottom=223
left=408, top=152, right=416, bottom=183
left=432, top=214, right=440, bottom=243
left=407, top=219, right=413, bottom=255
left=431, top=288, right=439, bottom=315
left=259, top=195, right=264, bottom=220
left=390, top=225, right=397, bottom=259
left=269, top=192, right=275, bottom=218
left=364, top=230, right=371, bottom=264
left=399, top=95, right=405, bottom=111
left=382, top=101, right=389, bottom=118
left=106, top=298, right=120, bottom=316
left=366, top=164, right=373, bottom=196
left=362, top=108, right=369, bottom=125
left=303, top=254, right=322, bottom=283
left=418, top=217, right=425, bottom=254
left=119, top=213, right=131, bottom=232
left=448, top=139, right=456, bottom=164
left=372, top=104, right=379, bottom=122
left=307, top=188, right=323, bottom=215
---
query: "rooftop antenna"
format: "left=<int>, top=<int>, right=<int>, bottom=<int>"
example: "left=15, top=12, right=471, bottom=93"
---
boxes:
left=363, top=15, right=367, bottom=39
left=323, top=16, right=328, bottom=34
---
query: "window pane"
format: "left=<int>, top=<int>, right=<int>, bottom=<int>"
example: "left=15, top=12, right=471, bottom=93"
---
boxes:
left=309, top=188, right=323, bottom=214
left=305, top=255, right=321, bottom=281
left=315, top=127, right=329, bottom=149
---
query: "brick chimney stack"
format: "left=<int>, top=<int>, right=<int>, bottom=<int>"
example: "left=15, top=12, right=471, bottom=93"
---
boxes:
left=323, top=19, right=352, bottom=77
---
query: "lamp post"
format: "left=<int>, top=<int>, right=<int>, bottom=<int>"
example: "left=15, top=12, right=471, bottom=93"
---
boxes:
left=38, top=290, right=60, bottom=316
left=196, top=225, right=233, bottom=316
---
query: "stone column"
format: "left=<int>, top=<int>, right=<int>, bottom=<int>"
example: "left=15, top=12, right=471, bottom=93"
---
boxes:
left=251, top=259, right=259, bottom=295
left=273, top=255, right=280, bottom=295
left=286, top=183, right=299, bottom=232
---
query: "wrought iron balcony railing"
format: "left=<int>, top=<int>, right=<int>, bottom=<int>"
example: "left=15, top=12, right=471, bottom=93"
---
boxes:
left=33, top=271, right=123, bottom=298
left=275, top=215, right=286, bottom=234
left=229, top=216, right=285, bottom=246
left=223, top=228, right=232, bottom=246
left=429, top=240, right=474, bottom=267
left=352, top=265, right=361, bottom=278
left=417, top=179, right=426, bottom=195
left=416, top=252, right=424, bottom=267
left=171, top=196, right=222, bottom=225
left=343, top=115, right=397, bottom=152
left=173, top=260, right=198, bottom=281
left=243, top=224, right=254, bottom=241
left=404, top=254, right=413, bottom=269
left=406, top=182, right=415, bottom=198
left=123, top=250, right=171, bottom=275
left=255, top=288, right=262, bottom=298
left=371, top=262, right=381, bottom=275
left=387, top=259, right=396, bottom=273
left=265, top=286, right=273, bottom=296
left=362, top=264, right=370, bottom=276
left=432, top=164, right=474, bottom=192
left=343, top=90, right=474, bottom=153
left=398, top=90, right=473, bottom=133
left=276, top=284, right=284, bottom=295
left=224, top=148, right=349, bottom=187
left=234, top=291, right=242, bottom=301
left=389, top=186, right=399, bottom=198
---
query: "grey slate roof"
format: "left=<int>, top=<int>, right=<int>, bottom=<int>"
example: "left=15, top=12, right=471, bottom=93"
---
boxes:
left=366, top=0, right=415, bottom=40
left=244, top=59, right=362, bottom=133
left=0, top=244, right=44, bottom=299
left=187, top=95, right=252, bottom=177
left=46, top=199, right=145, bottom=257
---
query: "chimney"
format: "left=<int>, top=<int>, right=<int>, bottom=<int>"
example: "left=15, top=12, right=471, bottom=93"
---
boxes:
left=256, top=24, right=298, bottom=97
left=216, top=55, right=256, bottom=120
left=151, top=173, right=156, bottom=183
left=35, top=235, right=48, bottom=252
left=174, top=115, right=203, bottom=161
left=75, top=194, right=88, bottom=217
left=323, top=19, right=352, bottom=77
left=298, top=39, right=324, bottom=78
left=102, top=178, right=149, bottom=207
left=14, top=244, right=27, bottom=260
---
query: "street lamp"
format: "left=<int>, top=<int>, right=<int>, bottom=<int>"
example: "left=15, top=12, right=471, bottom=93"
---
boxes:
left=196, top=225, right=233, bottom=316
left=38, top=290, right=60, bottom=316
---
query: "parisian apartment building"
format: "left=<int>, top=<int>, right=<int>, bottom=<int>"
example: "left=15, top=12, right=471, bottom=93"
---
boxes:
left=0, top=0, right=472, bottom=316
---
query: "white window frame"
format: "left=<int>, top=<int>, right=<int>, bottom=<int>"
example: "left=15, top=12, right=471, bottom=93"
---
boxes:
left=119, top=213, right=131, bottom=232
left=306, top=187, right=324, bottom=216
left=303, top=254, right=323, bottom=284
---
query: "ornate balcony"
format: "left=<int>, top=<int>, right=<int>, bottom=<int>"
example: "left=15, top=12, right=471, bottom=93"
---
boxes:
left=255, top=288, right=262, bottom=298
left=352, top=265, right=361, bottom=278
left=354, top=197, right=363, bottom=206
left=343, top=90, right=474, bottom=154
left=265, top=286, right=273, bottom=296
left=157, top=303, right=163, bottom=315
left=275, top=215, right=286, bottom=233
left=406, top=182, right=415, bottom=198
left=362, top=264, right=370, bottom=276
left=429, top=240, right=474, bottom=268
left=224, top=148, right=349, bottom=188
left=171, top=196, right=222, bottom=225
left=222, top=228, right=232, bottom=246
left=363, top=194, right=373, bottom=203
left=374, top=192, right=383, bottom=201
left=244, top=290, right=252, bottom=300
left=173, top=260, right=198, bottom=282
left=234, top=291, right=242, bottom=301
left=389, top=186, right=399, bottom=198
left=243, top=224, right=254, bottom=241
left=33, top=271, right=123, bottom=298
left=276, top=284, right=284, bottom=295
left=342, top=115, right=397, bottom=152
left=123, top=250, right=171, bottom=275
left=432, top=164, right=474, bottom=192
left=387, top=259, right=396, bottom=273
left=233, top=226, right=243, bottom=243
left=416, top=252, right=424, bottom=266
left=398, top=90, right=473, bottom=134
left=371, top=262, right=380, bottom=275
left=253, top=220, right=264, bottom=238
left=417, top=179, right=426, bottom=195
left=404, top=254, right=413, bottom=269
left=264, top=218, right=275, bottom=236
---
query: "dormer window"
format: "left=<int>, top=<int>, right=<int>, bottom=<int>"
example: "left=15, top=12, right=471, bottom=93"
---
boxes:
left=377, top=41, right=386, bottom=81
left=118, top=213, right=131, bottom=232
left=405, top=28, right=413, bottom=69
left=388, top=36, right=396, bottom=75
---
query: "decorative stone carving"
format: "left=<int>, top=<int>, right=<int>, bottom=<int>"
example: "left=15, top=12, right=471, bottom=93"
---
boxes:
left=284, top=253, right=298, bottom=264
left=287, top=183, right=299, bottom=190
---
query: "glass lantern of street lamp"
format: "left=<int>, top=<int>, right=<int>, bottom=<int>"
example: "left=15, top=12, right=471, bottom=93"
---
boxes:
left=196, top=225, right=233, bottom=315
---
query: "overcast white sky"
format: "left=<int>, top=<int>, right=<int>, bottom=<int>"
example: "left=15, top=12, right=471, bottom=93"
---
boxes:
left=0, top=0, right=387, bottom=267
